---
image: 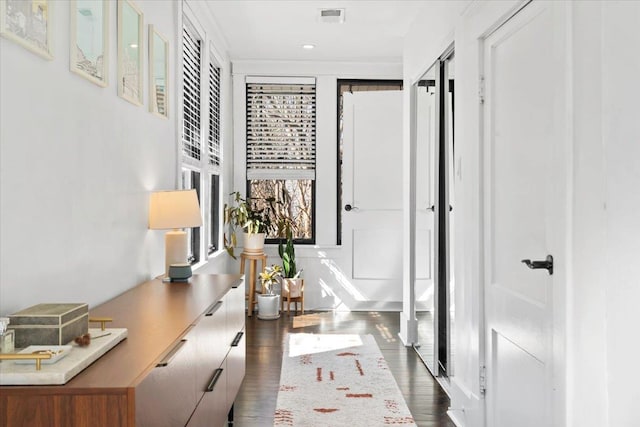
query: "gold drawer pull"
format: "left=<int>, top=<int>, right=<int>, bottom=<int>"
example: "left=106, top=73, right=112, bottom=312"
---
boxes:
left=89, top=317, right=113, bottom=331
left=0, top=353, right=52, bottom=371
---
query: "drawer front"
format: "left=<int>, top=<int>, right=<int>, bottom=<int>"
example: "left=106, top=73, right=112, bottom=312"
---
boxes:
left=226, top=328, right=246, bottom=410
left=226, top=279, right=246, bottom=344
left=136, top=327, right=198, bottom=427
left=193, top=300, right=228, bottom=395
left=186, top=359, right=229, bottom=427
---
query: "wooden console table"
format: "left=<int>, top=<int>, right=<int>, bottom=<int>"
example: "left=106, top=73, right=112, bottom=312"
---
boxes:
left=0, top=274, right=246, bottom=427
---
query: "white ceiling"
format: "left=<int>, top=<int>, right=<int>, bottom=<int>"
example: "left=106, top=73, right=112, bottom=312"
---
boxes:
left=204, top=1, right=431, bottom=63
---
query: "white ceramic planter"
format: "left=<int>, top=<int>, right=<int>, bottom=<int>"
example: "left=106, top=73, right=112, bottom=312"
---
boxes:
left=243, top=232, right=266, bottom=254
left=257, top=294, right=280, bottom=320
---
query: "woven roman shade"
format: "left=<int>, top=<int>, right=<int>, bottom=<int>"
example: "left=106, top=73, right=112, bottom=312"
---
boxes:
left=246, top=79, right=316, bottom=180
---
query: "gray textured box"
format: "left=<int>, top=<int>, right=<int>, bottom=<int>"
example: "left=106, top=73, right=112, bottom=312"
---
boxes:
left=8, top=303, right=89, bottom=348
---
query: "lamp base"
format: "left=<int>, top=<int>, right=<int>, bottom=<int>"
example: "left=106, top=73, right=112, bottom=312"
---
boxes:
left=165, top=230, right=188, bottom=277
left=168, top=263, right=193, bottom=282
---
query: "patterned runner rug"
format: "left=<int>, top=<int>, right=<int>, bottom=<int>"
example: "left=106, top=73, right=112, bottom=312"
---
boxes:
left=274, top=333, right=417, bottom=426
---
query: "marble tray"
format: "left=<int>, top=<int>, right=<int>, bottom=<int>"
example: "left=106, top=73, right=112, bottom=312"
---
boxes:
left=15, top=345, right=72, bottom=364
left=0, top=328, right=127, bottom=385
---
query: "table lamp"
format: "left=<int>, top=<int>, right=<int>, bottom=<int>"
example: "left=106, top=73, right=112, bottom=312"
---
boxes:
left=149, top=189, right=202, bottom=279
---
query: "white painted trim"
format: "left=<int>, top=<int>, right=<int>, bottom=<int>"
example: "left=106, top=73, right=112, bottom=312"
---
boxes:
left=447, top=376, right=485, bottom=427
left=400, top=77, right=418, bottom=346
left=245, top=75, right=315, bottom=85
left=233, top=60, right=402, bottom=79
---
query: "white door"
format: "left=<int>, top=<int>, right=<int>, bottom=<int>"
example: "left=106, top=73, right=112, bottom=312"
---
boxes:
left=415, top=82, right=437, bottom=308
left=483, top=2, right=566, bottom=426
left=342, top=91, right=403, bottom=306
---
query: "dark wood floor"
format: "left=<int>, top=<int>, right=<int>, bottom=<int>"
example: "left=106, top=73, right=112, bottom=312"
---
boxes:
left=233, top=311, right=455, bottom=427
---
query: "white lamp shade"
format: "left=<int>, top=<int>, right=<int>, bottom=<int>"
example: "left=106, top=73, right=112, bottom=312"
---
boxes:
left=149, top=189, right=203, bottom=230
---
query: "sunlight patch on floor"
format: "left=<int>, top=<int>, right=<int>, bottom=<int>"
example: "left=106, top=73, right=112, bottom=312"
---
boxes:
left=376, top=322, right=397, bottom=343
left=288, top=333, right=363, bottom=357
left=292, top=312, right=332, bottom=328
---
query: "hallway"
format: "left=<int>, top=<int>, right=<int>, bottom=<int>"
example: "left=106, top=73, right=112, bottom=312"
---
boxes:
left=234, top=311, right=454, bottom=426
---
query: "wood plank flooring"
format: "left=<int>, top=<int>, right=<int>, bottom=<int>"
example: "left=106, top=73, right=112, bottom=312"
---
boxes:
left=233, top=311, right=455, bottom=427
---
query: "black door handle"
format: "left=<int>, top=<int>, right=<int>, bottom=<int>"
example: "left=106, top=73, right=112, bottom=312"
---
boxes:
left=521, top=255, right=553, bottom=275
left=345, top=204, right=357, bottom=212
left=427, top=205, right=452, bottom=212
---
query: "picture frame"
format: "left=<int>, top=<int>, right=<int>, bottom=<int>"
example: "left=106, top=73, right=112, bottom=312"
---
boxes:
left=0, top=0, right=53, bottom=60
left=70, top=0, right=109, bottom=87
left=117, top=0, right=143, bottom=105
left=149, top=25, right=169, bottom=118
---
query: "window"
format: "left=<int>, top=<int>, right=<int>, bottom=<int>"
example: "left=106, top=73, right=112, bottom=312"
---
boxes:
left=182, top=168, right=201, bottom=264
left=182, top=24, right=201, bottom=162
left=336, top=79, right=403, bottom=244
left=208, top=62, right=221, bottom=167
left=209, top=173, right=220, bottom=254
left=207, top=58, right=221, bottom=253
left=181, top=14, right=224, bottom=261
left=246, top=78, right=316, bottom=242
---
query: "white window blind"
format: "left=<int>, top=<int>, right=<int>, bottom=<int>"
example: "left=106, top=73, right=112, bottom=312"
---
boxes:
left=182, top=26, right=201, bottom=161
left=246, top=82, right=316, bottom=180
left=208, top=62, right=221, bottom=166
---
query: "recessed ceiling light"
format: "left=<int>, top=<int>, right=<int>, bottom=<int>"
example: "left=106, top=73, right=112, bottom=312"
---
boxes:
left=302, top=44, right=315, bottom=50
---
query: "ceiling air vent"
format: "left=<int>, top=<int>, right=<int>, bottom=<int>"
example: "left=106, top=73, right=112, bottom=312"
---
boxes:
left=318, top=8, right=345, bottom=24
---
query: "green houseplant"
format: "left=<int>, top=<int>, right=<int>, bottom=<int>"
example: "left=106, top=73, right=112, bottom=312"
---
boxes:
left=259, top=264, right=282, bottom=296
left=277, top=218, right=303, bottom=303
left=277, top=218, right=297, bottom=279
left=257, top=264, right=282, bottom=319
left=223, top=191, right=275, bottom=259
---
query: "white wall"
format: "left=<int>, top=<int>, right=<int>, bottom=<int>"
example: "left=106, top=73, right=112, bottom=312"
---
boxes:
left=569, top=2, right=640, bottom=426
left=0, top=0, right=234, bottom=315
left=601, top=4, right=640, bottom=423
left=403, top=1, right=640, bottom=426
left=230, top=60, right=404, bottom=310
left=568, top=3, right=608, bottom=425
left=0, top=1, right=178, bottom=314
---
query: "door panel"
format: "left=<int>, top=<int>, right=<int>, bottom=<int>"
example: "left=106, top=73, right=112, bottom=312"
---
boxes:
left=353, top=228, right=402, bottom=279
left=484, top=1, right=565, bottom=425
left=414, top=69, right=438, bottom=372
left=416, top=81, right=436, bottom=286
left=342, top=91, right=403, bottom=299
left=492, top=331, right=545, bottom=427
left=414, top=230, right=432, bottom=281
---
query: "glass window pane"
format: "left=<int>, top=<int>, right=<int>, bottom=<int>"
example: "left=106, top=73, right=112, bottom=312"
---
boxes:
left=248, top=179, right=313, bottom=241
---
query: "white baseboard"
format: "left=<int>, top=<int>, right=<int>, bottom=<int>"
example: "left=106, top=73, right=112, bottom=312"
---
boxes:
left=447, top=377, right=485, bottom=427
left=448, top=409, right=465, bottom=427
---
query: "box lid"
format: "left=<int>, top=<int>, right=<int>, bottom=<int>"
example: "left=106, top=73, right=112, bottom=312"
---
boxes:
left=9, top=303, right=89, bottom=326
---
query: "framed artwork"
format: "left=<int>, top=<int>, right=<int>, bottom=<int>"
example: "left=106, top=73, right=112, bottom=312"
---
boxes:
left=149, top=25, right=168, bottom=118
left=70, top=0, right=108, bottom=87
left=0, top=0, right=53, bottom=59
left=117, top=0, right=143, bottom=105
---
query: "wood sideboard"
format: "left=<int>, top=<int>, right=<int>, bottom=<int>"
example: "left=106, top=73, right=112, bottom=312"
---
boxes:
left=0, top=274, right=246, bottom=427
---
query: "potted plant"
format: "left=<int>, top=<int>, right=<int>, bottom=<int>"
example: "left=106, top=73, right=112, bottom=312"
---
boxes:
left=257, top=264, right=282, bottom=319
left=223, top=191, right=275, bottom=258
left=277, top=218, right=304, bottom=301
